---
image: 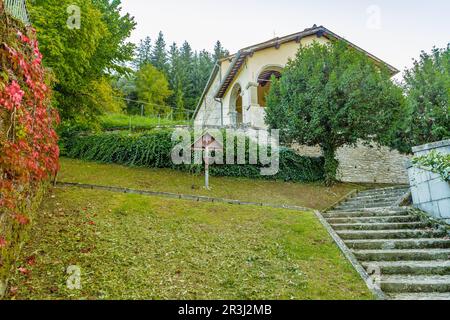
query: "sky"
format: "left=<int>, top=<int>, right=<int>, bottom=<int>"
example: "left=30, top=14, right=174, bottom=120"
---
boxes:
left=120, top=0, right=449, bottom=80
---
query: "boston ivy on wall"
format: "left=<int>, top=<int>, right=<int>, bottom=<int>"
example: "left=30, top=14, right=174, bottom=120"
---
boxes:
left=0, top=7, right=59, bottom=296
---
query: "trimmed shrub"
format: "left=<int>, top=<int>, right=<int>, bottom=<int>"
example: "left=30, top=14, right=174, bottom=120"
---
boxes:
left=65, top=130, right=324, bottom=183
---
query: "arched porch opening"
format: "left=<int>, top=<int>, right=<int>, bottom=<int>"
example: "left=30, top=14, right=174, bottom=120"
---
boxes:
left=229, top=83, right=243, bottom=127
left=257, top=67, right=282, bottom=107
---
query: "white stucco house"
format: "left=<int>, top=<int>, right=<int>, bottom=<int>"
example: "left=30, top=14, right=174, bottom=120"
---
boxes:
left=193, top=25, right=398, bottom=129
left=193, top=25, right=411, bottom=184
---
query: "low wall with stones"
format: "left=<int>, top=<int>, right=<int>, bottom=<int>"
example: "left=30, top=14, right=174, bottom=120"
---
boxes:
left=293, top=141, right=411, bottom=184
left=407, top=139, right=450, bottom=224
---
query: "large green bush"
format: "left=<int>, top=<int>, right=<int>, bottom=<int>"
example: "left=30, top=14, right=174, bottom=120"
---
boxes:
left=64, top=130, right=324, bottom=183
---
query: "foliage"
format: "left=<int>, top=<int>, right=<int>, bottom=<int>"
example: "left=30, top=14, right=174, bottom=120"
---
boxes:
left=393, top=45, right=450, bottom=152
left=89, top=77, right=126, bottom=114
left=98, top=113, right=189, bottom=131
left=130, top=32, right=221, bottom=117
left=151, top=31, right=169, bottom=75
left=412, top=151, right=450, bottom=182
left=133, top=36, right=151, bottom=69
left=213, top=40, right=229, bottom=61
left=266, top=41, right=404, bottom=184
left=27, top=0, right=136, bottom=120
left=64, top=131, right=324, bottom=183
left=135, top=64, right=172, bottom=115
left=0, top=13, right=59, bottom=295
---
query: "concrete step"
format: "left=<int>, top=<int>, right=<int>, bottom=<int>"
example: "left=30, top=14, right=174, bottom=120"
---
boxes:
left=331, top=222, right=429, bottom=231
left=357, top=187, right=409, bottom=197
left=327, top=215, right=420, bottom=224
left=323, top=209, right=410, bottom=218
left=362, top=261, right=450, bottom=276
left=346, top=238, right=450, bottom=250
left=350, top=194, right=405, bottom=201
left=343, top=196, right=401, bottom=204
left=381, top=275, right=450, bottom=293
left=329, top=207, right=408, bottom=214
left=353, top=249, right=450, bottom=262
left=337, top=229, right=446, bottom=240
left=335, top=203, right=399, bottom=210
left=390, top=292, right=450, bottom=300
left=355, top=192, right=408, bottom=200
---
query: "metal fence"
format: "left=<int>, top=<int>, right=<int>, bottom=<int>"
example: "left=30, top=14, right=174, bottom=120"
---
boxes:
left=3, top=0, right=30, bottom=25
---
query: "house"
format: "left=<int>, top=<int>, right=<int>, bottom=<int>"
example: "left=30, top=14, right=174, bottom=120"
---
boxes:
left=193, top=25, right=398, bottom=128
left=193, top=25, right=410, bottom=184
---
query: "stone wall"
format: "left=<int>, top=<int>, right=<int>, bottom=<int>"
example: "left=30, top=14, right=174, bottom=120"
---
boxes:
left=407, top=139, right=450, bottom=224
left=293, top=141, right=411, bottom=184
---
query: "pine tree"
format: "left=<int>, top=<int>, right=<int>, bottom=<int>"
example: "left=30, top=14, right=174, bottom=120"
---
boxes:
left=151, top=31, right=169, bottom=75
left=213, top=40, right=229, bottom=62
left=168, top=42, right=185, bottom=118
left=134, top=36, right=152, bottom=69
left=179, top=41, right=196, bottom=111
left=192, top=50, right=213, bottom=109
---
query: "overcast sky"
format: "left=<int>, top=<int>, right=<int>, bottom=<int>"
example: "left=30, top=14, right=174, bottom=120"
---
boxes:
left=120, top=0, right=449, bottom=80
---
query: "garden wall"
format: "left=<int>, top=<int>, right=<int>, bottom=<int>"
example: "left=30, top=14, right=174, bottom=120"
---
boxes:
left=407, top=139, right=450, bottom=224
left=293, top=140, right=411, bottom=184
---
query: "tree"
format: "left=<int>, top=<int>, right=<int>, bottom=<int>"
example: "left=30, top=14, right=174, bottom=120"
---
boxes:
left=135, top=64, right=173, bottom=115
left=151, top=31, right=169, bottom=75
left=213, top=40, right=229, bottom=61
left=265, top=41, right=404, bottom=185
left=168, top=42, right=185, bottom=117
left=192, top=50, right=214, bottom=110
left=89, top=77, right=126, bottom=114
left=27, top=0, right=136, bottom=120
left=179, top=41, right=197, bottom=110
left=399, top=45, right=450, bottom=150
left=134, top=36, right=152, bottom=69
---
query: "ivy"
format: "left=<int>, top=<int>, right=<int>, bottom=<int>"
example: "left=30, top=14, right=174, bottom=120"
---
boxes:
left=412, top=151, right=450, bottom=182
left=0, top=12, right=59, bottom=294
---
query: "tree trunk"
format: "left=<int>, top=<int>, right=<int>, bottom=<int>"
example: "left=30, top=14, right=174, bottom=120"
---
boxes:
left=322, top=145, right=339, bottom=186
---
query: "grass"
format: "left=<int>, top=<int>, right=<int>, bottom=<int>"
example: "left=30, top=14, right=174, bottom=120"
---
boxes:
left=58, top=158, right=370, bottom=210
left=7, top=187, right=373, bottom=300
left=99, top=113, right=190, bottom=131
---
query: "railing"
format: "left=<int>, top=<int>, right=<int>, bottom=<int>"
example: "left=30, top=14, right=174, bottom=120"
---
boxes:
left=3, top=0, right=30, bottom=25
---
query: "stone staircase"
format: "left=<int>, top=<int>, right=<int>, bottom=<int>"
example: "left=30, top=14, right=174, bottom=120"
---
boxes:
left=323, top=186, right=450, bottom=300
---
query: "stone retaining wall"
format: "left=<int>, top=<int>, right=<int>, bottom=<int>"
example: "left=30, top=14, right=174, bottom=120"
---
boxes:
left=293, top=141, right=411, bottom=184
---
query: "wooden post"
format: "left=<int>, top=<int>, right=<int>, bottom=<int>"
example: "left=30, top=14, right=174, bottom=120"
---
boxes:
left=204, top=146, right=210, bottom=189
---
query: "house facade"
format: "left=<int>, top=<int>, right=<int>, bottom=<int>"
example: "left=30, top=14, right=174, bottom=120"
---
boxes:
left=193, top=25, right=410, bottom=184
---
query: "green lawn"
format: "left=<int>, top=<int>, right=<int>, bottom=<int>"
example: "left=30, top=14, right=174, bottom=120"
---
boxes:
left=58, top=158, right=367, bottom=210
left=100, top=113, right=189, bottom=131
left=8, top=187, right=372, bottom=300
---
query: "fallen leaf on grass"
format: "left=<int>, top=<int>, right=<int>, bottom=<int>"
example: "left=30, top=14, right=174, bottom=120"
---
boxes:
left=26, top=256, right=36, bottom=266
left=0, top=237, right=7, bottom=248
left=18, top=267, right=31, bottom=276
left=9, top=287, right=18, bottom=296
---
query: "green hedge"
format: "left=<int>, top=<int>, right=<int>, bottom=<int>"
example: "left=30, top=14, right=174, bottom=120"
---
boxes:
left=64, top=130, right=324, bottom=182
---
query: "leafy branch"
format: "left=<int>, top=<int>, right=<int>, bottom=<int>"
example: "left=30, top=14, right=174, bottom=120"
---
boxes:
left=412, top=151, right=450, bottom=182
